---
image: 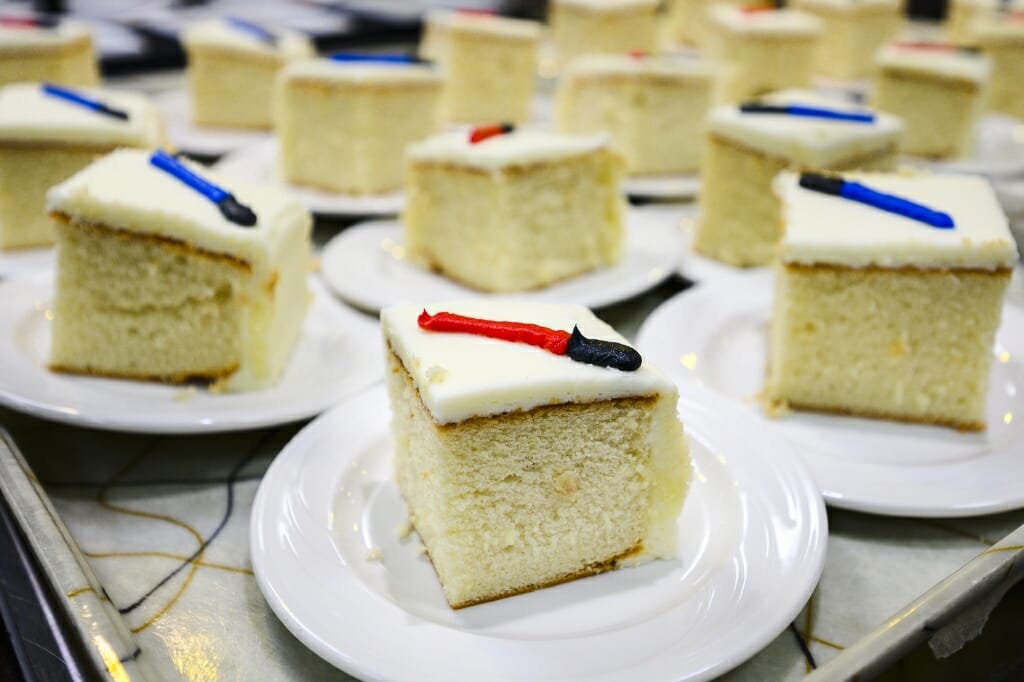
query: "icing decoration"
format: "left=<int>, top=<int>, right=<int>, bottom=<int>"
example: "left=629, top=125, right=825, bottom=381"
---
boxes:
left=41, top=83, right=129, bottom=121
left=418, top=310, right=642, bottom=371
left=891, top=40, right=980, bottom=55
left=739, top=102, right=875, bottom=123
left=629, top=49, right=647, bottom=59
left=0, top=15, right=58, bottom=28
left=469, top=122, right=515, bottom=144
left=224, top=16, right=277, bottom=45
left=740, top=4, right=778, bottom=14
left=149, top=150, right=257, bottom=227
left=799, top=173, right=955, bottom=229
left=329, top=52, right=419, bottom=64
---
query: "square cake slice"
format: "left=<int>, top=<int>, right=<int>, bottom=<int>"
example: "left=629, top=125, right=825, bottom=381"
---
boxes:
left=873, top=42, right=990, bottom=159
left=767, top=172, right=1019, bottom=430
left=0, top=83, right=164, bottom=250
left=276, top=57, right=441, bottom=194
left=694, top=90, right=903, bottom=266
left=0, top=18, right=98, bottom=88
left=403, top=127, right=626, bottom=292
left=791, top=0, right=902, bottom=80
left=550, top=0, right=659, bottom=66
left=46, top=149, right=312, bottom=391
left=973, top=11, right=1024, bottom=120
left=556, top=53, right=718, bottom=175
left=382, top=301, right=691, bottom=608
left=183, top=17, right=313, bottom=129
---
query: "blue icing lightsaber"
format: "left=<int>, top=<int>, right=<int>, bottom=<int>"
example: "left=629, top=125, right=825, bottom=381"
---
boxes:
left=329, top=52, right=419, bottom=64
left=739, top=102, right=875, bottom=123
left=799, top=173, right=955, bottom=229
left=224, top=16, right=276, bottom=44
left=41, top=83, right=129, bottom=121
left=149, top=150, right=257, bottom=227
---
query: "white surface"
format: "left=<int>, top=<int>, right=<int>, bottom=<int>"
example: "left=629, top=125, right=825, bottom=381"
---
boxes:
left=0, top=247, right=54, bottom=281
left=0, top=83, right=163, bottom=147
left=382, top=302, right=673, bottom=424
left=0, top=273, right=382, bottom=434
left=906, top=115, right=1024, bottom=178
left=636, top=279, right=1024, bottom=517
left=214, top=140, right=405, bottom=217
left=408, top=129, right=609, bottom=171
left=623, top=174, right=701, bottom=199
left=181, top=18, right=313, bottom=58
left=157, top=89, right=272, bottom=158
left=669, top=203, right=775, bottom=286
left=318, top=211, right=681, bottom=312
left=775, top=172, right=1018, bottom=269
left=709, top=6, right=822, bottom=35
left=48, top=149, right=310, bottom=279
left=251, top=383, right=827, bottom=682
left=280, top=58, right=441, bottom=85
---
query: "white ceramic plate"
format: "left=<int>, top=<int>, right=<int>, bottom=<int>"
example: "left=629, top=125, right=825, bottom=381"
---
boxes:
left=636, top=279, right=1024, bottom=517
left=319, top=209, right=682, bottom=312
left=156, top=89, right=272, bottom=158
left=623, top=174, right=701, bottom=200
left=906, top=115, right=1024, bottom=178
left=667, top=204, right=774, bottom=287
left=0, top=273, right=383, bottom=434
left=214, top=140, right=405, bottom=217
left=251, top=384, right=826, bottom=682
left=0, top=247, right=54, bottom=281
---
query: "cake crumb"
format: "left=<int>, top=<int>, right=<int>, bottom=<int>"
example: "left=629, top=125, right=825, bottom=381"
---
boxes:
left=208, top=377, right=229, bottom=394
left=413, top=542, right=427, bottom=556
left=760, top=392, right=792, bottom=418
left=396, top=518, right=414, bottom=541
left=308, top=256, right=321, bottom=273
left=173, top=386, right=198, bottom=403
left=365, top=546, right=383, bottom=562
left=425, top=365, right=447, bottom=383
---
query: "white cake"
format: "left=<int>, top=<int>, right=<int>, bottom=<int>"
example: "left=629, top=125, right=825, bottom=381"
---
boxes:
left=182, top=17, right=314, bottom=129
left=47, top=149, right=312, bottom=391
left=550, top=0, right=659, bottom=65
left=695, top=89, right=903, bottom=266
left=873, top=42, right=990, bottom=158
left=404, top=128, right=626, bottom=292
left=276, top=58, right=442, bottom=194
left=0, top=83, right=164, bottom=250
left=707, top=6, right=823, bottom=102
left=382, top=300, right=691, bottom=608
left=556, top=53, right=718, bottom=175
left=768, top=171, right=1018, bottom=430
left=947, top=0, right=1024, bottom=45
left=0, top=18, right=98, bottom=87
left=791, top=0, right=902, bottom=79
left=973, top=12, right=1024, bottom=119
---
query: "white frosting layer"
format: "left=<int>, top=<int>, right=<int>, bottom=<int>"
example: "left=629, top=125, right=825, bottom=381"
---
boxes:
left=562, top=53, right=717, bottom=81
left=708, top=89, right=904, bottom=167
left=407, top=129, right=609, bottom=170
left=876, top=43, right=991, bottom=83
left=0, top=19, right=90, bottom=49
left=973, top=13, right=1024, bottom=41
left=0, top=83, right=163, bottom=147
left=429, top=10, right=541, bottom=41
left=47, top=149, right=311, bottom=278
left=710, top=6, right=822, bottom=36
left=182, top=18, right=313, bottom=59
left=382, top=301, right=676, bottom=424
left=279, top=58, right=442, bottom=86
left=776, top=171, right=1018, bottom=269
left=555, top=0, right=659, bottom=11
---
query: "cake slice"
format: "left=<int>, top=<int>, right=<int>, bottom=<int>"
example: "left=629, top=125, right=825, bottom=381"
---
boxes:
left=182, top=17, right=313, bottom=129
left=276, top=56, right=441, bottom=194
left=707, top=6, right=822, bottom=102
left=873, top=42, right=990, bottom=159
left=382, top=301, right=691, bottom=608
left=947, top=0, right=1024, bottom=45
left=0, top=83, right=164, bottom=250
left=556, top=53, right=717, bottom=175
left=694, top=90, right=903, bottom=266
left=791, top=0, right=902, bottom=80
left=403, top=127, right=626, bottom=292
left=550, top=0, right=659, bottom=66
left=973, top=11, right=1024, bottom=119
left=46, top=149, right=312, bottom=391
left=0, top=16, right=98, bottom=87
left=767, top=172, right=1018, bottom=430
left=422, top=11, right=541, bottom=125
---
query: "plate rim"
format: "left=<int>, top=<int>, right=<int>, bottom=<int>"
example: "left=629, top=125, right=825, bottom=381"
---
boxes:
left=317, top=212, right=682, bottom=312
left=250, top=382, right=827, bottom=682
left=636, top=278, right=1024, bottom=518
left=0, top=272, right=382, bottom=434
